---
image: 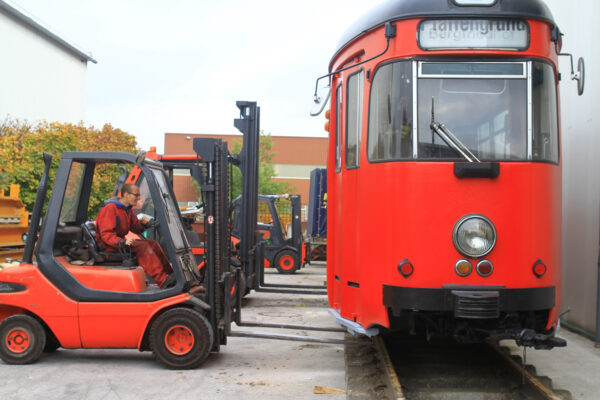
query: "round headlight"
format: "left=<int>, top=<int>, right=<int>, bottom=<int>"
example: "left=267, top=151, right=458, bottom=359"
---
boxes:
left=452, top=214, right=496, bottom=258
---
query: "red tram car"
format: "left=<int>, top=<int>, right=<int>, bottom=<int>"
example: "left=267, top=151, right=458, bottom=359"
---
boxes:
left=321, top=0, right=583, bottom=348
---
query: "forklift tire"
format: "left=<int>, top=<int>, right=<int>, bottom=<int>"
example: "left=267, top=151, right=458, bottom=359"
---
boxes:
left=274, top=249, right=300, bottom=274
left=149, top=308, right=214, bottom=369
left=0, top=315, right=47, bottom=365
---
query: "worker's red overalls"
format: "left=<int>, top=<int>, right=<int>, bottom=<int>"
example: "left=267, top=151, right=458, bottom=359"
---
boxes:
left=96, top=201, right=173, bottom=286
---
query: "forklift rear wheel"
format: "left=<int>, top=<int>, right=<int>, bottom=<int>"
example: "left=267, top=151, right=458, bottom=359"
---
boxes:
left=274, top=249, right=300, bottom=274
left=149, top=308, right=214, bottom=369
left=0, top=315, right=47, bottom=364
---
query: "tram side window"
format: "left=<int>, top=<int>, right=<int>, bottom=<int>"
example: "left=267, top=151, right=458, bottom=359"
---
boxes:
left=346, top=71, right=364, bottom=169
left=335, top=85, right=343, bottom=173
left=368, top=61, right=413, bottom=161
left=532, top=62, right=559, bottom=163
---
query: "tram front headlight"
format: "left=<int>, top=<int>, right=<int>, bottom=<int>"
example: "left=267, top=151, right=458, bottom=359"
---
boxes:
left=452, top=214, right=496, bottom=258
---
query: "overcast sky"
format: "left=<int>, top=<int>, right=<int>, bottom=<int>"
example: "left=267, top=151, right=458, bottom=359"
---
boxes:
left=11, top=0, right=383, bottom=153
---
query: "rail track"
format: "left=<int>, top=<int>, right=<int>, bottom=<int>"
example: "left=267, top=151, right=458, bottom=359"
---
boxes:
left=345, top=334, right=571, bottom=400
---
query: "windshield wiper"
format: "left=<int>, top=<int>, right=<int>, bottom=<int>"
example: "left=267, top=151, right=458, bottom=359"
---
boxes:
left=430, top=98, right=480, bottom=163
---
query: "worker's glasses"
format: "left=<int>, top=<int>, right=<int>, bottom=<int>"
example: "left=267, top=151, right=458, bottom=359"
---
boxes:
left=127, top=192, right=141, bottom=197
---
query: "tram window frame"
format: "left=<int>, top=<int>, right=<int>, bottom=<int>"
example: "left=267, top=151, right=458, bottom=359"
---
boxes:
left=416, top=60, right=530, bottom=162
left=366, top=60, right=414, bottom=163
left=345, top=69, right=364, bottom=170
left=531, top=60, right=559, bottom=164
left=335, top=84, right=343, bottom=173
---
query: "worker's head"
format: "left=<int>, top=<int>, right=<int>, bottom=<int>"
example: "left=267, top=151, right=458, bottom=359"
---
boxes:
left=120, top=183, right=141, bottom=207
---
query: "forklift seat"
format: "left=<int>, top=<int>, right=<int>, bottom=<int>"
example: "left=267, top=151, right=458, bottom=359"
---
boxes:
left=81, top=221, right=137, bottom=265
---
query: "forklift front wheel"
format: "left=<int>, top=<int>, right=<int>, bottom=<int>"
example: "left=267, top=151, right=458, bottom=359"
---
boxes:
left=149, top=308, right=214, bottom=369
left=274, top=249, right=300, bottom=274
left=0, top=315, right=47, bottom=365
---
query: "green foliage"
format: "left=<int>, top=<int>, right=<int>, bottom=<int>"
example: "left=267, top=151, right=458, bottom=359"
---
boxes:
left=229, top=132, right=294, bottom=199
left=0, top=119, right=138, bottom=212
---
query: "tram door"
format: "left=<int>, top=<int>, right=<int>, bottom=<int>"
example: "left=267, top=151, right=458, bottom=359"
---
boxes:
left=330, top=84, right=344, bottom=311
left=340, top=70, right=365, bottom=321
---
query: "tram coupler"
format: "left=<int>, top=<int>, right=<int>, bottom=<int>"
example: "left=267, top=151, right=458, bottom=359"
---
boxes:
left=514, top=329, right=567, bottom=350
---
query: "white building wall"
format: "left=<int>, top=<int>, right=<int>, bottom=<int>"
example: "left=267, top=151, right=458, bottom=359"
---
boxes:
left=0, top=7, right=88, bottom=123
left=545, top=0, right=600, bottom=333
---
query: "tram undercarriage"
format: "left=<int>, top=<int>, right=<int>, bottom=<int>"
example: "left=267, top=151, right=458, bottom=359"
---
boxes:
left=387, top=308, right=565, bottom=349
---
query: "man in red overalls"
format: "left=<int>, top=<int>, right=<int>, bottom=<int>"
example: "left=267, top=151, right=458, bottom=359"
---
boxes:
left=96, top=183, right=174, bottom=288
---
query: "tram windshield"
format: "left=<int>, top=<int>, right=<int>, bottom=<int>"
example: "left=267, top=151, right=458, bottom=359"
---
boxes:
left=418, top=62, right=528, bottom=161
left=367, top=60, right=558, bottom=163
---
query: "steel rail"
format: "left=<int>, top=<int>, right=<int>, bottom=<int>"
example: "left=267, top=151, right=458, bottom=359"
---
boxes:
left=374, top=336, right=406, bottom=400
left=488, top=342, right=563, bottom=400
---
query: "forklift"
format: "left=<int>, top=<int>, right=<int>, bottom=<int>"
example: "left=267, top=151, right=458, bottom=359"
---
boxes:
left=232, top=193, right=304, bottom=274
left=0, top=139, right=234, bottom=369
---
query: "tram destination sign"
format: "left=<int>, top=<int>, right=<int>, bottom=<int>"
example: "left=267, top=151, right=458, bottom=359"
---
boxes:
left=418, top=19, right=529, bottom=50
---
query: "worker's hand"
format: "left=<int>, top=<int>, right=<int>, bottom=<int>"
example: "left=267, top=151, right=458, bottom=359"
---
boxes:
left=125, top=237, right=138, bottom=246
left=140, top=216, right=150, bottom=225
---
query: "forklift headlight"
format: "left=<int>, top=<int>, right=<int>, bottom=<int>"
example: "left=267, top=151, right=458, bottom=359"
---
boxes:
left=452, top=214, right=496, bottom=258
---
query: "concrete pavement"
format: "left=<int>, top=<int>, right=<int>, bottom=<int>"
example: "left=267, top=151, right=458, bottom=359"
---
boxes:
left=0, top=264, right=346, bottom=400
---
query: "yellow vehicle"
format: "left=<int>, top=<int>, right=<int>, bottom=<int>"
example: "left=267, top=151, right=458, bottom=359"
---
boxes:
left=0, top=185, right=28, bottom=263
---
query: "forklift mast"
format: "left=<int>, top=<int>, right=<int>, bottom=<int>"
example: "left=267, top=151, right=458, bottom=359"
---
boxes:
left=192, top=137, right=232, bottom=349
left=230, top=101, right=261, bottom=289
left=288, top=194, right=302, bottom=252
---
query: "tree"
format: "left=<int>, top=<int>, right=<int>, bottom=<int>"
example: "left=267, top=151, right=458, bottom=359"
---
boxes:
left=0, top=119, right=138, bottom=212
left=229, top=132, right=294, bottom=199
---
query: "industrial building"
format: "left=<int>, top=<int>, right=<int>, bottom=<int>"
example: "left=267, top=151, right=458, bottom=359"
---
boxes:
left=0, top=0, right=96, bottom=123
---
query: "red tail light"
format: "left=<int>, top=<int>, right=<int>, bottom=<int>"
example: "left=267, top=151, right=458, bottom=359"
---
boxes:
left=533, top=259, right=547, bottom=278
left=476, top=260, right=493, bottom=277
left=398, top=259, right=414, bottom=278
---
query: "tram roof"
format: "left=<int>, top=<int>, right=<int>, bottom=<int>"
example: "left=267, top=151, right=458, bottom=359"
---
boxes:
left=331, top=0, right=556, bottom=68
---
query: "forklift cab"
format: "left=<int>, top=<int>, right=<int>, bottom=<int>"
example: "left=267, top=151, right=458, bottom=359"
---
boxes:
left=256, top=195, right=288, bottom=249
left=42, top=151, right=201, bottom=298
left=232, top=194, right=304, bottom=274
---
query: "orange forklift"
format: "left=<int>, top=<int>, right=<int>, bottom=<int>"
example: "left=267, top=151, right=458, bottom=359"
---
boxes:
left=0, top=136, right=234, bottom=368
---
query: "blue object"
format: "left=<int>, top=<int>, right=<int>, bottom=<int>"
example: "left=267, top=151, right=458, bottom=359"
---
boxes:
left=307, top=168, right=327, bottom=239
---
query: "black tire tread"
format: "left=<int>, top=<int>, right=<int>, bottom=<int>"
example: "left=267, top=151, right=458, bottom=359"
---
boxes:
left=0, top=314, right=46, bottom=365
left=149, top=308, right=213, bottom=369
left=274, top=249, right=300, bottom=274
